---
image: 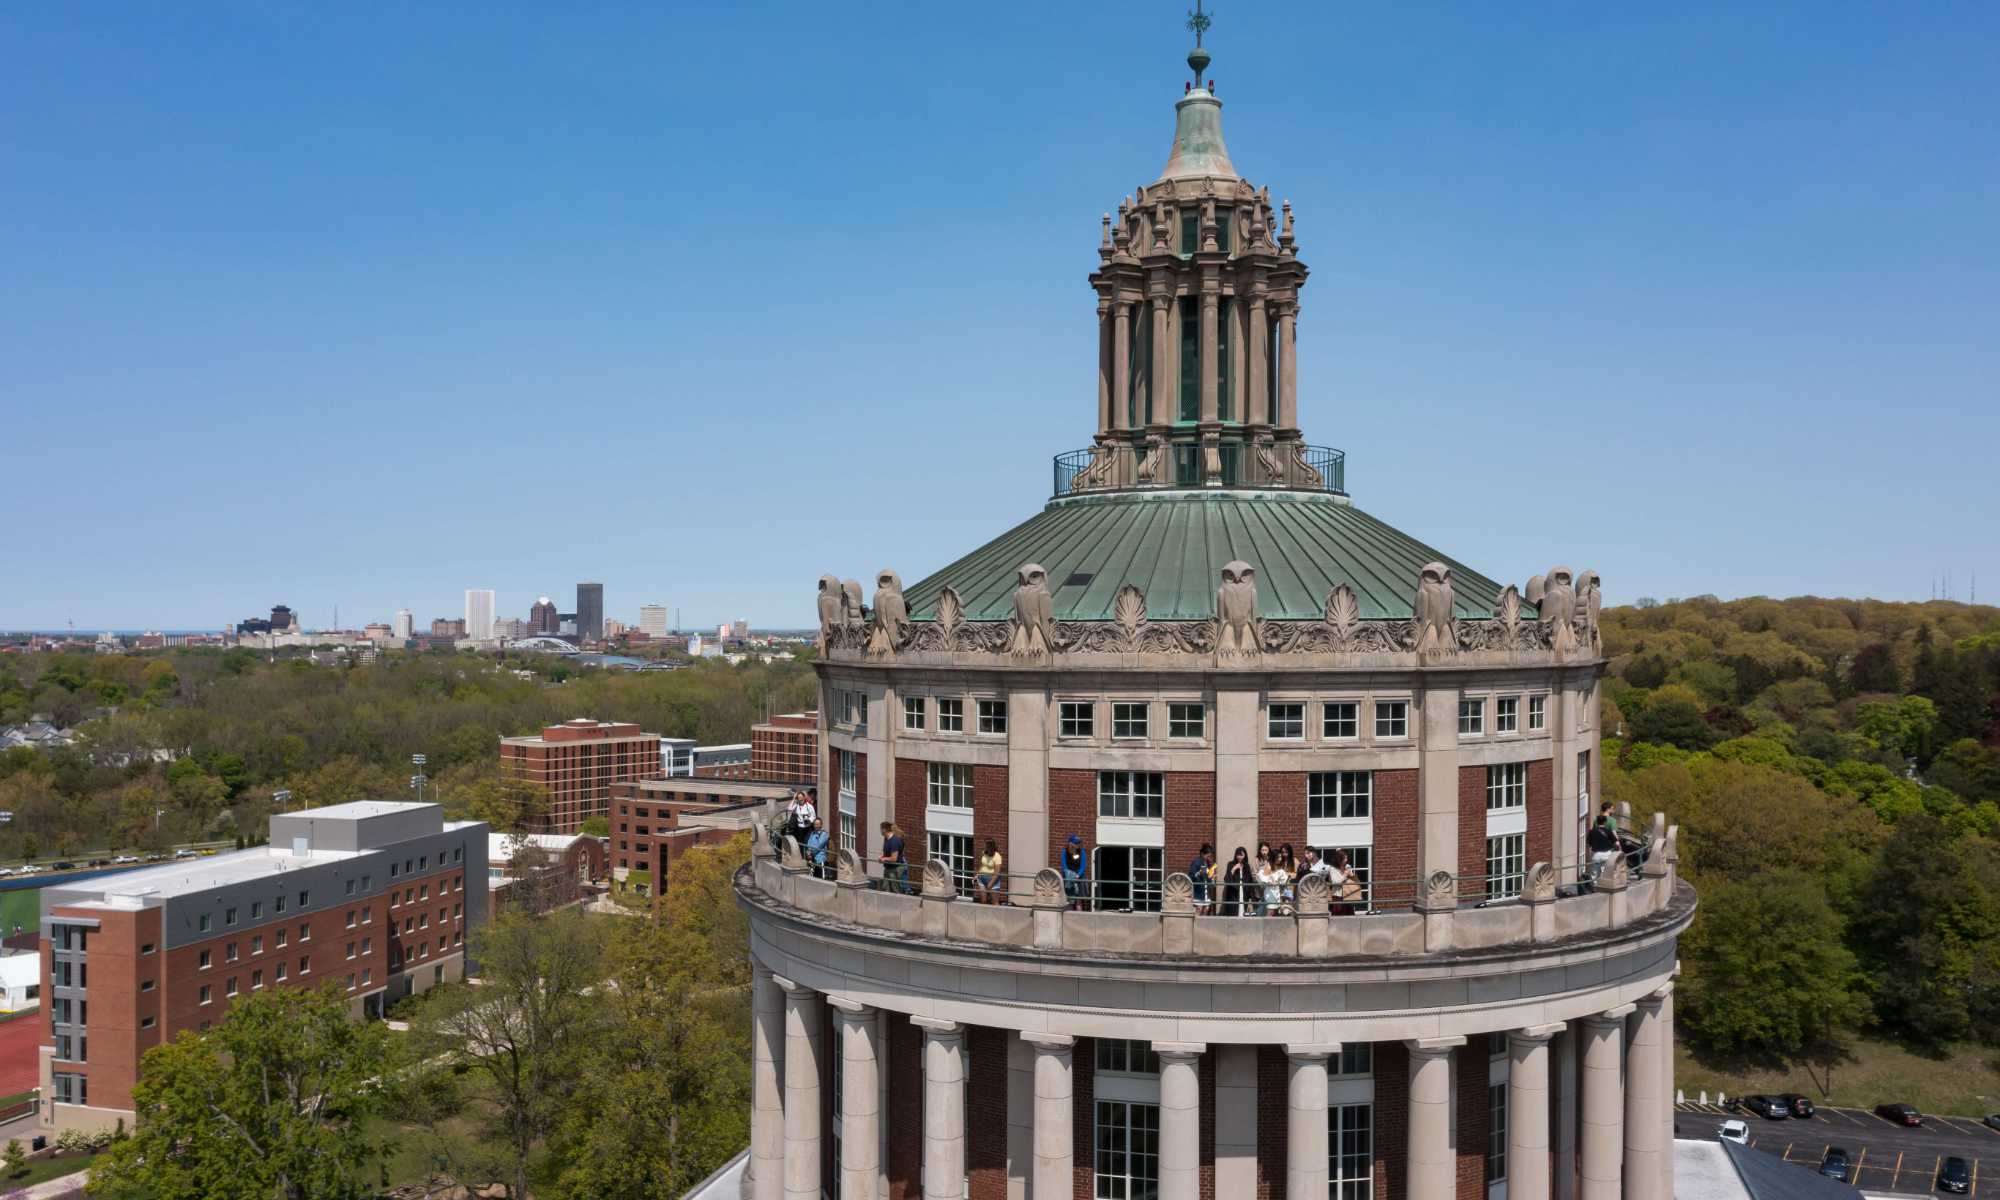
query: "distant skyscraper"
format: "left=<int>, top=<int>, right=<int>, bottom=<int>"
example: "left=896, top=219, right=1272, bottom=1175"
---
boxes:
left=639, top=604, right=669, bottom=638
left=735, top=617, right=750, bottom=639
left=392, top=609, right=414, bottom=639
left=529, top=597, right=559, bottom=634
left=270, top=605, right=296, bottom=631
left=576, top=582, right=604, bottom=640
left=494, top=616, right=526, bottom=640
left=464, top=589, right=496, bottom=640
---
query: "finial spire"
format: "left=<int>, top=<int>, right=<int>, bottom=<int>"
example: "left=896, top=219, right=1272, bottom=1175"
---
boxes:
left=1186, top=1, right=1212, bottom=87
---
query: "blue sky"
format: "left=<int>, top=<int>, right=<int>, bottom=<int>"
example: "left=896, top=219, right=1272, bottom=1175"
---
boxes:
left=4, top=3, right=1996, bottom=631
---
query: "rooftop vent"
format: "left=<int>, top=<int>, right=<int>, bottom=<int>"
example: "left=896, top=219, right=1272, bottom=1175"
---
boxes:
left=1063, top=572, right=1095, bottom=589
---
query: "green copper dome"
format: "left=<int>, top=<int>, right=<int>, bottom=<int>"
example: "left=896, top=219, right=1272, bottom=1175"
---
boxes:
left=903, top=490, right=1524, bottom=623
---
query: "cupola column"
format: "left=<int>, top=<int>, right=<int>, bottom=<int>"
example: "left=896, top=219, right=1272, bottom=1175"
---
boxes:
left=1248, top=290, right=1269, bottom=426
left=1112, top=302, right=1133, bottom=432
left=1276, top=301, right=1299, bottom=430
left=1097, top=300, right=1114, bottom=435
left=1199, top=283, right=1220, bottom=424
left=1148, top=291, right=1172, bottom=428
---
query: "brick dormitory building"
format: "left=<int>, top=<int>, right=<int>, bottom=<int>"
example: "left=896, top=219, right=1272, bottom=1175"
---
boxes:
left=37, top=801, right=489, bottom=1134
left=721, top=24, right=1692, bottom=1200
left=610, top=776, right=803, bottom=901
left=499, top=717, right=662, bottom=833
left=751, top=712, right=820, bottom=785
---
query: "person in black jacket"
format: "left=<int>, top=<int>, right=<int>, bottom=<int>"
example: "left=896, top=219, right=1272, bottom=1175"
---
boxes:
left=1585, top=814, right=1621, bottom=881
left=1221, top=846, right=1252, bottom=917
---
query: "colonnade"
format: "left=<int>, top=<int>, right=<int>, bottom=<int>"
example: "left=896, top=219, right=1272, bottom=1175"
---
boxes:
left=750, top=963, right=1674, bottom=1200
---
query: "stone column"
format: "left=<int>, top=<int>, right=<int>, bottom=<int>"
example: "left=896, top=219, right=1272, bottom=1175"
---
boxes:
left=1510, top=1024, right=1564, bottom=1200
left=831, top=998, right=882, bottom=1200
left=749, top=963, right=786, bottom=1200
left=1112, top=303, right=1132, bottom=432
left=1623, top=990, right=1669, bottom=1200
left=1024, top=1033, right=1074, bottom=1200
left=1097, top=301, right=1113, bottom=435
left=1285, top=1044, right=1337, bottom=1199
left=1406, top=1036, right=1464, bottom=1198
left=915, top=1018, right=966, bottom=1200
left=1247, top=293, right=1269, bottom=427
left=1149, top=293, right=1172, bottom=426
left=1276, top=302, right=1298, bottom=429
left=1555, top=1026, right=1578, bottom=1200
left=1659, top=983, right=1676, bottom=1200
left=1198, top=290, right=1219, bottom=424
left=775, top=977, right=824, bottom=1200
left=1580, top=1006, right=1632, bottom=1200
left=1154, top=1043, right=1206, bottom=1200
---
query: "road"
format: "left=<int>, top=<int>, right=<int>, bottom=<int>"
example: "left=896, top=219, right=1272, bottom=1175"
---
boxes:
left=1677, top=1100, right=1999, bottom=1194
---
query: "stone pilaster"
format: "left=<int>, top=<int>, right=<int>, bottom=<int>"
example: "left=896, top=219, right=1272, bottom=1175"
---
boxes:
left=1580, top=1006, right=1632, bottom=1200
left=1509, top=1024, right=1564, bottom=1200
left=915, top=1018, right=967, bottom=1200
left=1154, top=1043, right=1205, bottom=1200
left=774, top=977, right=824, bottom=1200
left=1285, top=1044, right=1338, bottom=1199
left=1406, top=1036, right=1464, bottom=1198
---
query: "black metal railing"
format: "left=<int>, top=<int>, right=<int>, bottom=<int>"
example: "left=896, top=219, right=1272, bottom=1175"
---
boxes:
left=1052, top=441, right=1346, bottom=498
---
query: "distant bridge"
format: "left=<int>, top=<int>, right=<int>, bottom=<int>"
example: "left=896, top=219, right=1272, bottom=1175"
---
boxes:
left=511, top=636, right=581, bottom=655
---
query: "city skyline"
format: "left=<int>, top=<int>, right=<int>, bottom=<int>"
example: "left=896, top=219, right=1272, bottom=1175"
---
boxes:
left=5, top=3, right=1997, bottom=629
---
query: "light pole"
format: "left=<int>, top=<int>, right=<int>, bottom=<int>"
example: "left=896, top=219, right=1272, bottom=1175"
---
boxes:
left=273, top=789, right=293, bottom=814
left=411, top=754, right=428, bottom=804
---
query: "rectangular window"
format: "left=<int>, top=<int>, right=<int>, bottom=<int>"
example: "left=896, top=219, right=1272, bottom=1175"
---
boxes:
left=346, top=910, right=356, bottom=929
left=1177, top=296, right=1199, bottom=422
left=346, top=942, right=356, bottom=960
left=1322, top=701, right=1358, bottom=740
left=275, top=929, right=286, bottom=948
left=977, top=699, right=1008, bottom=736
left=1308, top=772, right=1372, bottom=821
left=1217, top=295, right=1234, bottom=422
left=1487, top=1080, right=1508, bottom=1183
left=251, top=970, right=263, bottom=990
left=1267, top=702, right=1305, bottom=740
left=298, top=891, right=308, bottom=908
left=251, top=934, right=263, bottom=955
left=1095, top=1100, right=1162, bottom=1200
left=927, top=762, right=975, bottom=809
left=250, top=901, right=262, bottom=920
left=1097, top=771, right=1164, bottom=820
left=1111, top=702, right=1149, bottom=740
left=199, top=913, right=210, bottom=932
left=226, top=943, right=237, bottom=963
left=1374, top=700, right=1409, bottom=739
left=937, top=698, right=964, bottom=733
left=141, top=1016, right=155, bottom=1030
left=1334, top=1043, right=1373, bottom=1076
left=224, top=907, right=237, bottom=927
left=903, top=696, right=926, bottom=731
left=199, top=949, right=211, bottom=970
left=275, top=963, right=286, bottom=981
left=1486, top=762, right=1527, bottom=812
left=141, top=979, right=155, bottom=992
left=1330, top=1103, right=1375, bottom=1199
left=300, top=923, right=311, bottom=940
left=1497, top=696, right=1519, bottom=734
left=1486, top=833, right=1526, bottom=900
left=1093, top=1039, right=1160, bottom=1074
left=1166, top=702, right=1205, bottom=739
left=926, top=831, right=975, bottom=898
left=225, top=977, right=239, bottom=998
left=1528, top=694, right=1547, bottom=730
left=1458, top=698, right=1485, bottom=736
left=299, top=955, right=310, bottom=974
left=199, top=984, right=212, bottom=1005
left=52, top=1072, right=86, bottom=1106
left=1059, top=701, right=1095, bottom=739
left=1179, top=206, right=1198, bottom=255
left=345, top=879, right=356, bottom=896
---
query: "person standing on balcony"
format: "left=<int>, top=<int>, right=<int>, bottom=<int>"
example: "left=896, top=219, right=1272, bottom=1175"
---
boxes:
left=805, top=818, right=830, bottom=879
left=1061, top=834, right=1091, bottom=910
left=880, top=822, right=910, bottom=893
left=1222, top=846, right=1252, bottom=917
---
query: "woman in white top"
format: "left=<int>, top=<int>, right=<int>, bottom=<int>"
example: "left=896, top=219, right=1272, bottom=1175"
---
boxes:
left=1259, top=858, right=1291, bottom=912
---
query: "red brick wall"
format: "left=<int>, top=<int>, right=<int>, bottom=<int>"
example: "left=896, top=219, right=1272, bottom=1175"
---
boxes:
left=1049, top=768, right=1096, bottom=868
left=1373, top=1040, right=1408, bottom=1200
left=887, top=1015, right=923, bottom=1200
left=1256, top=1044, right=1287, bottom=1199
left=1200, top=1050, right=1218, bottom=1200
left=853, top=749, right=870, bottom=863
left=1166, top=771, right=1216, bottom=879
left=894, top=757, right=928, bottom=873
left=1459, top=766, right=1487, bottom=882
left=1456, top=1042, right=1491, bottom=1200
left=1373, top=769, right=1419, bottom=908
left=1528, top=756, right=1554, bottom=870
left=1256, top=772, right=1306, bottom=858
left=1071, top=1037, right=1096, bottom=1200
left=974, top=764, right=1010, bottom=878
left=821, top=1003, right=837, bottom=1190
left=969, top=1025, right=1010, bottom=1200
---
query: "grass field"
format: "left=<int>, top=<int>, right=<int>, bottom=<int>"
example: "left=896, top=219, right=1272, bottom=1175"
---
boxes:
left=0, top=888, right=38, bottom=938
left=0, top=1150, right=100, bottom=1190
left=1675, top=1037, right=2000, bottom=1117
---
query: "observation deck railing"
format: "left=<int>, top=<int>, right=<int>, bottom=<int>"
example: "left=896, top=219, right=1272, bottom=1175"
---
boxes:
left=744, top=811, right=1683, bottom=962
left=1053, top=441, right=1345, bottom=498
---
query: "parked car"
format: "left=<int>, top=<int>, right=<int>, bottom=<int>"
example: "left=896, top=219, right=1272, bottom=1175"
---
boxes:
left=198, top=848, right=218, bottom=857
left=111, top=854, right=138, bottom=864
left=1717, top=1120, right=1750, bottom=1145
left=1819, top=1147, right=1851, bottom=1182
left=86, top=858, right=109, bottom=867
left=1875, top=1102, right=1921, bottom=1127
left=1738, top=1094, right=1790, bottom=1119
left=1938, top=1156, right=1971, bottom=1194
left=1984, top=1113, right=2000, bottom=1132
left=52, top=861, right=76, bottom=871
left=174, top=849, right=197, bottom=859
left=1778, top=1093, right=1814, bottom=1118
left=144, top=853, right=166, bottom=862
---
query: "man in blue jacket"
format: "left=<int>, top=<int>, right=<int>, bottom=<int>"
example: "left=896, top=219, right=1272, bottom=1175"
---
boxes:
left=1060, top=833, right=1090, bottom=911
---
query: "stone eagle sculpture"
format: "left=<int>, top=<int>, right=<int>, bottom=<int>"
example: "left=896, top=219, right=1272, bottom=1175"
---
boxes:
left=1009, top=563, right=1056, bottom=659
left=1413, top=562, right=1456, bottom=658
left=814, top=575, right=842, bottom=652
left=1216, top=560, right=1260, bottom=662
left=867, top=569, right=907, bottom=657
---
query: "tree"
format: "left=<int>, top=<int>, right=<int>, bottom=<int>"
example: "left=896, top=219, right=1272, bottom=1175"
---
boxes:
left=407, top=909, right=606, bottom=1200
left=577, top=815, right=610, bottom=838
left=2, top=1138, right=23, bottom=1178
left=1678, top=870, right=1866, bottom=1085
left=90, top=985, right=391, bottom=1200
left=1627, top=685, right=1716, bottom=751
left=1853, top=812, right=2000, bottom=1049
left=1847, top=642, right=1902, bottom=695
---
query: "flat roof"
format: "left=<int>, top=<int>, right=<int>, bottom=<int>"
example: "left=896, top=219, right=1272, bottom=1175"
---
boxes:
left=291, top=800, right=434, bottom=821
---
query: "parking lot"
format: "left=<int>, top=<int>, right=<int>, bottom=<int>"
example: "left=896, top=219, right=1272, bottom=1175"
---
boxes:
left=1676, top=1100, right=1997, bottom=1193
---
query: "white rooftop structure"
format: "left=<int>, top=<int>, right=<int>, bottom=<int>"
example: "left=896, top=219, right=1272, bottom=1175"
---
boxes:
left=0, top=951, right=39, bottom=1012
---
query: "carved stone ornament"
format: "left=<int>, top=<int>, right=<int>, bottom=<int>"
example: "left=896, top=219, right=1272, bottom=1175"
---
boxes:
left=1542, top=566, right=1578, bottom=656
left=1009, top=563, right=1058, bottom=660
left=1073, top=445, right=1114, bottom=491
left=1325, top=584, right=1358, bottom=647
left=1413, top=562, right=1456, bottom=660
left=1294, top=871, right=1330, bottom=915
left=1216, top=561, right=1260, bottom=664
left=1113, top=584, right=1147, bottom=643
left=815, top=575, right=842, bottom=653
left=1290, top=443, right=1324, bottom=488
left=1033, top=867, right=1066, bottom=906
left=841, top=579, right=867, bottom=628
left=1577, top=569, right=1603, bottom=655
left=1663, top=824, right=1681, bottom=865
left=1135, top=443, right=1161, bottom=484
left=1525, top=574, right=1546, bottom=607
left=780, top=837, right=806, bottom=872
left=1599, top=854, right=1629, bottom=891
left=1525, top=862, right=1556, bottom=902
left=867, top=568, right=907, bottom=658
left=1423, top=870, right=1457, bottom=907
left=920, top=860, right=954, bottom=898
left=1162, top=872, right=1195, bottom=914
left=1254, top=439, right=1279, bottom=484
left=836, top=848, right=863, bottom=885
left=1494, top=584, right=1521, bottom=642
